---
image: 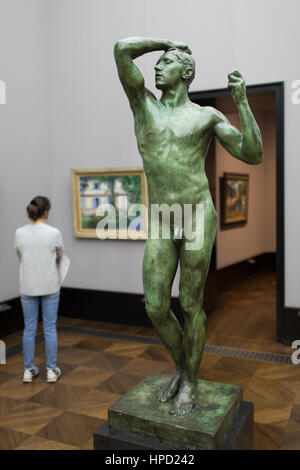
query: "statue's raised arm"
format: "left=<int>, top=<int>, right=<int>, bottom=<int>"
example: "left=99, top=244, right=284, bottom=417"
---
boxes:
left=114, top=37, right=191, bottom=110
left=213, top=70, right=263, bottom=165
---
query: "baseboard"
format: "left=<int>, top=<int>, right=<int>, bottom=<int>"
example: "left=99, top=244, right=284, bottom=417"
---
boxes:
left=59, top=287, right=182, bottom=329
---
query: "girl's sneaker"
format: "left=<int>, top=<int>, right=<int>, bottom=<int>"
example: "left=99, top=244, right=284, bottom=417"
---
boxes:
left=23, top=366, right=39, bottom=383
left=46, top=367, right=61, bottom=383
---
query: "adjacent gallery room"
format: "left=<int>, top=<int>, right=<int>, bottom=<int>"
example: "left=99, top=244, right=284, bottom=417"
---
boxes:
left=0, top=0, right=300, bottom=451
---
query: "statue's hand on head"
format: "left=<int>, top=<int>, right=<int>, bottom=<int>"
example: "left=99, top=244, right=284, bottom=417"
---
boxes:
left=168, top=41, right=192, bottom=55
left=228, top=70, right=247, bottom=105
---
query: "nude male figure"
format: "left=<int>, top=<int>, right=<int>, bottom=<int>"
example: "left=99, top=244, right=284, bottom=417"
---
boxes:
left=114, top=37, right=262, bottom=416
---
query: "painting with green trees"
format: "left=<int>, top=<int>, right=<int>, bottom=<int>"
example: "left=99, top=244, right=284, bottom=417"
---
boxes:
left=72, top=169, right=147, bottom=239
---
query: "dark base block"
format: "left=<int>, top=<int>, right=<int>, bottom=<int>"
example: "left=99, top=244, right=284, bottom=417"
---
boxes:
left=94, top=401, right=254, bottom=451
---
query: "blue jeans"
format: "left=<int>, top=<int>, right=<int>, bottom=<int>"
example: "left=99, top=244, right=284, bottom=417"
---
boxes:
left=21, top=290, right=60, bottom=370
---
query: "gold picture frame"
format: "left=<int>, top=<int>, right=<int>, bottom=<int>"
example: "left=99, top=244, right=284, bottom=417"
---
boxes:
left=71, top=167, right=148, bottom=239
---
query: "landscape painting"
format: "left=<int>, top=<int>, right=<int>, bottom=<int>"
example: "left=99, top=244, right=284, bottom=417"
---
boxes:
left=220, top=173, right=249, bottom=229
left=71, top=168, right=147, bottom=239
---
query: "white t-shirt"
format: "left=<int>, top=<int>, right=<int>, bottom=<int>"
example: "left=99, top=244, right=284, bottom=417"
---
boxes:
left=15, top=223, right=64, bottom=296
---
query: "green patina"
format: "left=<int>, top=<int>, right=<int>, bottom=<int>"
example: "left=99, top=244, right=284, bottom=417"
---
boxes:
left=114, top=37, right=262, bottom=417
left=108, top=374, right=242, bottom=450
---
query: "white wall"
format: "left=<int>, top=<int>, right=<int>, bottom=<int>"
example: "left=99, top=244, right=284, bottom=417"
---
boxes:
left=0, top=0, right=50, bottom=301
left=47, top=0, right=148, bottom=294
left=1, top=0, right=300, bottom=307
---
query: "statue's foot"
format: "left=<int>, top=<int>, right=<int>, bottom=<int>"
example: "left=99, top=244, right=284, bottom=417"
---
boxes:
left=169, top=379, right=198, bottom=416
left=157, top=371, right=182, bottom=403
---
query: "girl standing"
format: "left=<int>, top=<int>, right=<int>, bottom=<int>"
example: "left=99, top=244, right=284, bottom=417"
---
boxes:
left=15, top=196, right=64, bottom=383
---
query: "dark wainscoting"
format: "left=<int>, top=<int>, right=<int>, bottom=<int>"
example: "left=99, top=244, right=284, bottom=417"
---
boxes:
left=58, top=288, right=182, bottom=328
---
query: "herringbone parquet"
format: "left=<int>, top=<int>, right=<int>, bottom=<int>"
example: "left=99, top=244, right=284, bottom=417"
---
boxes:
left=0, top=272, right=299, bottom=450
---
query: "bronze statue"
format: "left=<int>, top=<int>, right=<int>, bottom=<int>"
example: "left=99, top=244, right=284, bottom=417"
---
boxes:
left=114, top=37, right=262, bottom=416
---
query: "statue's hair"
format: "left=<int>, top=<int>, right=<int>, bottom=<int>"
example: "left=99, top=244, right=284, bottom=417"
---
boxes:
left=168, top=49, right=195, bottom=86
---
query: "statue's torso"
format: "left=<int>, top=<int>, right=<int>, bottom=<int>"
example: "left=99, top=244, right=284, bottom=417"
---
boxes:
left=133, top=96, right=215, bottom=207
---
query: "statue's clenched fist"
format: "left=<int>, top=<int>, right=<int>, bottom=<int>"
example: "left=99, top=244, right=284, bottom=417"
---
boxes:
left=228, top=70, right=247, bottom=104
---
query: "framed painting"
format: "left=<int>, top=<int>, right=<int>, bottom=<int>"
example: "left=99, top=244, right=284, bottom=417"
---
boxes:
left=71, top=167, right=148, bottom=239
left=220, top=173, right=249, bottom=230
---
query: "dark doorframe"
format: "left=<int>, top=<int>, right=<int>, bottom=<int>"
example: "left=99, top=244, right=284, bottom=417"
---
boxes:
left=189, top=82, right=285, bottom=344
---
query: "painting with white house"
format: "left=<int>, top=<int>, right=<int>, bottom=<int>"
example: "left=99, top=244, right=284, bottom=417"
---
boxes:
left=71, top=168, right=147, bottom=239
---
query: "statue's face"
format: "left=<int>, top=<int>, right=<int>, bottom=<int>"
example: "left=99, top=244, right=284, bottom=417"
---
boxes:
left=155, top=51, right=184, bottom=90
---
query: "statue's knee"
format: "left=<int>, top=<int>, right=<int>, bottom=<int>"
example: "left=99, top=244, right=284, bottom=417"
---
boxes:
left=179, top=297, right=193, bottom=318
left=180, top=297, right=206, bottom=325
left=145, top=299, right=168, bottom=325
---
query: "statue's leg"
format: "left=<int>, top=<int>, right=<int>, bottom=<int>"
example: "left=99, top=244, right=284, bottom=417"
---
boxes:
left=143, top=238, right=184, bottom=402
left=170, top=201, right=217, bottom=416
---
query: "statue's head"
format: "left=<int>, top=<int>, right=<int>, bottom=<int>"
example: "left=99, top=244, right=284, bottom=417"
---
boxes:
left=155, top=50, right=195, bottom=91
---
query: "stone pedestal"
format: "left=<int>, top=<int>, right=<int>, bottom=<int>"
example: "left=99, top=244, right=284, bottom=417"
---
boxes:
left=94, top=374, right=254, bottom=450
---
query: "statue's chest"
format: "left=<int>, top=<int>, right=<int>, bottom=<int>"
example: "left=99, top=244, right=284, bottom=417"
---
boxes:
left=138, top=111, right=203, bottom=146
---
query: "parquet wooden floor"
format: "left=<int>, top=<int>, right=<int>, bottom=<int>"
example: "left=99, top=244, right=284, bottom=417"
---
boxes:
left=207, top=271, right=291, bottom=356
left=0, top=271, right=299, bottom=450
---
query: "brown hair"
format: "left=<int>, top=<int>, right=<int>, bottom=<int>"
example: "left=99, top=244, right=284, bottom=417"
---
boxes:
left=26, top=196, right=51, bottom=222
